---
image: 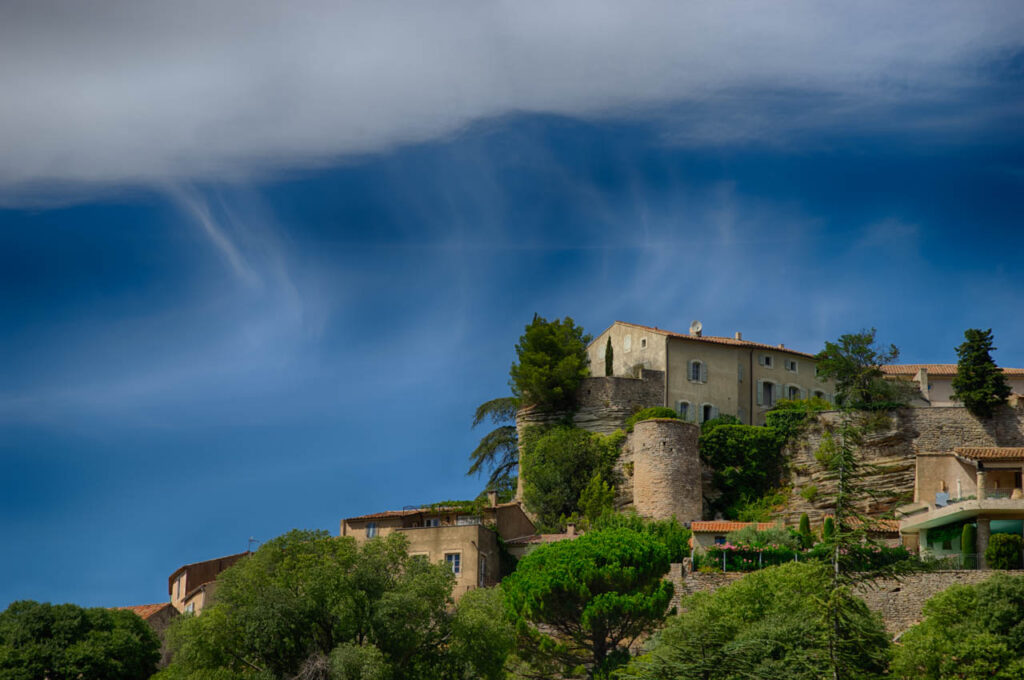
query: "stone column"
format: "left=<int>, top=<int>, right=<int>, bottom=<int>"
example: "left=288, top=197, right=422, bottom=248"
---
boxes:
left=977, top=469, right=988, bottom=500
left=918, top=529, right=928, bottom=556
left=977, top=517, right=991, bottom=570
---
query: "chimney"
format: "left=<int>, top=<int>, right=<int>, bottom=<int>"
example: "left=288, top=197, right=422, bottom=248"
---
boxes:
left=777, top=343, right=785, bottom=349
left=565, top=522, right=576, bottom=537
left=734, top=331, right=742, bottom=340
left=487, top=491, right=498, bottom=507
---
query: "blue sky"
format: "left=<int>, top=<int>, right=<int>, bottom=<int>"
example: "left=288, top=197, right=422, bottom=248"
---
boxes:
left=2, top=2, right=1024, bottom=608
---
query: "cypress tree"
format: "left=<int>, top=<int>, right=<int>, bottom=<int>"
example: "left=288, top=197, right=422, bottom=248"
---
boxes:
left=605, top=337, right=614, bottom=377
left=962, top=523, right=977, bottom=569
left=799, top=512, right=813, bottom=548
left=823, top=516, right=835, bottom=540
left=952, top=328, right=1011, bottom=418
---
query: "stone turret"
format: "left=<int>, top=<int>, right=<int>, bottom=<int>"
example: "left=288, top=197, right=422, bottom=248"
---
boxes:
left=630, top=418, right=702, bottom=522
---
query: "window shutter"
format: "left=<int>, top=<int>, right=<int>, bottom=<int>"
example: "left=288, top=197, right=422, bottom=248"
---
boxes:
left=758, top=354, right=766, bottom=366
left=757, top=380, right=764, bottom=406
left=688, top=360, right=695, bottom=382
left=801, top=387, right=808, bottom=399
left=711, top=406, right=719, bottom=419
left=700, top=362, right=708, bottom=383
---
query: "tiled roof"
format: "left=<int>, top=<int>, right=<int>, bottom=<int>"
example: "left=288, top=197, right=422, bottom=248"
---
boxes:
left=114, top=603, right=174, bottom=620
left=691, top=521, right=778, bottom=533
left=596, top=322, right=819, bottom=359
left=955, top=447, right=1024, bottom=461
left=345, top=502, right=521, bottom=523
left=882, top=364, right=1024, bottom=377
left=505, top=532, right=580, bottom=545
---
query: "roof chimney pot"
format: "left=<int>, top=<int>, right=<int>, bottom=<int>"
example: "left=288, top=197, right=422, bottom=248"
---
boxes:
left=735, top=331, right=742, bottom=340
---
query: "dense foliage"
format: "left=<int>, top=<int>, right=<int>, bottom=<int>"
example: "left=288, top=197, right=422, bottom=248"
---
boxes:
left=0, top=601, right=160, bottom=680
left=503, top=527, right=674, bottom=679
left=622, top=562, right=890, bottom=680
left=699, top=413, right=741, bottom=436
left=985, top=533, right=1022, bottom=570
left=698, top=424, right=785, bottom=518
left=520, top=425, right=623, bottom=531
left=952, top=328, right=1011, bottom=418
left=590, top=512, right=692, bottom=562
left=155, top=530, right=511, bottom=680
left=814, top=329, right=912, bottom=409
left=624, top=407, right=679, bottom=432
left=892, top=573, right=1024, bottom=680
left=509, top=314, right=591, bottom=411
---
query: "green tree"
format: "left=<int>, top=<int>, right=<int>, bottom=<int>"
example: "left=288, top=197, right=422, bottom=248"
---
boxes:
left=891, top=573, right=1024, bottom=679
left=962, top=524, right=977, bottom=569
left=520, top=425, right=623, bottom=530
left=0, top=601, right=160, bottom=680
left=952, top=328, right=1011, bottom=418
left=699, top=413, right=741, bottom=436
left=985, top=533, right=1022, bottom=570
left=698, top=424, right=785, bottom=517
left=156, top=529, right=507, bottom=680
left=622, top=562, right=890, bottom=680
left=814, top=329, right=911, bottom=408
left=503, top=527, right=674, bottom=679
left=799, top=513, right=814, bottom=548
left=467, top=396, right=520, bottom=489
left=604, top=337, right=613, bottom=377
left=509, top=314, right=591, bottom=412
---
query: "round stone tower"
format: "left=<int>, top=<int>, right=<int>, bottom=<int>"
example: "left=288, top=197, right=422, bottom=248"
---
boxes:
left=631, top=418, right=702, bottom=522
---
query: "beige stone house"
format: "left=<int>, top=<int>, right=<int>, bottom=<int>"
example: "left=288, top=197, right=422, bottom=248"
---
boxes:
left=882, top=364, right=1024, bottom=406
left=588, top=321, right=835, bottom=426
left=897, top=447, right=1024, bottom=568
left=340, top=498, right=535, bottom=600
left=168, top=551, right=249, bottom=615
left=689, top=521, right=777, bottom=551
left=115, top=603, right=179, bottom=666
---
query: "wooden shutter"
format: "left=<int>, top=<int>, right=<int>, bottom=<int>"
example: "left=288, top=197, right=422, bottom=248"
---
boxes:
left=758, top=354, right=766, bottom=366
left=700, top=362, right=708, bottom=383
left=757, top=380, right=764, bottom=406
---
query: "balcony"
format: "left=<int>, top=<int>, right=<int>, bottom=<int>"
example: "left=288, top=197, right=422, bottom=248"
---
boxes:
left=898, top=495, right=1024, bottom=532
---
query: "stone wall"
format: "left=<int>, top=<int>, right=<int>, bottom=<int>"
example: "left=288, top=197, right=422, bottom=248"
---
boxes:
left=630, top=419, right=702, bottom=523
left=780, top=403, right=1024, bottom=526
left=674, top=567, right=1000, bottom=635
left=854, top=570, right=996, bottom=634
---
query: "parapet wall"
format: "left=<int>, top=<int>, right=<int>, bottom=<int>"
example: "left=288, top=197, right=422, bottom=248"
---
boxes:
left=630, top=419, right=702, bottom=523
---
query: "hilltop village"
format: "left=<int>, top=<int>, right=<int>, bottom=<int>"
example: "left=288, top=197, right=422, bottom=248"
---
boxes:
left=123, top=319, right=1024, bottom=659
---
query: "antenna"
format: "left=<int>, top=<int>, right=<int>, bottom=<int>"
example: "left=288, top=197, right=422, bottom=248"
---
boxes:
left=247, top=537, right=259, bottom=553
left=689, top=320, right=703, bottom=337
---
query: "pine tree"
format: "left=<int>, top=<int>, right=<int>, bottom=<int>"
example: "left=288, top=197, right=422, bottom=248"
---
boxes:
left=952, top=328, right=1011, bottom=418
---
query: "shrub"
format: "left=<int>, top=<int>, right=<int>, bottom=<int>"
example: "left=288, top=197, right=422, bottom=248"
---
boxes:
left=700, top=413, right=741, bottom=436
left=625, top=406, right=680, bottom=431
left=726, top=524, right=801, bottom=550
left=800, top=485, right=819, bottom=502
left=962, top=523, right=977, bottom=568
left=731, top=489, right=788, bottom=522
left=766, top=397, right=831, bottom=440
left=823, top=516, right=835, bottom=539
left=986, top=533, right=1023, bottom=570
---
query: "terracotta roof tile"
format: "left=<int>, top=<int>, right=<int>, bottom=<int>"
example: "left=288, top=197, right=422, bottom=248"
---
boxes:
left=882, top=364, right=1024, bottom=377
left=505, top=532, right=580, bottom=545
left=690, top=521, right=778, bottom=533
left=344, top=509, right=425, bottom=521
left=955, top=447, right=1024, bottom=460
left=114, top=603, right=174, bottom=620
left=596, top=322, right=819, bottom=359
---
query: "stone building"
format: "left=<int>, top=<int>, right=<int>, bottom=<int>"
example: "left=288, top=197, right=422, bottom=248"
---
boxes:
left=115, top=602, right=179, bottom=666
left=882, top=364, right=1024, bottom=406
left=168, top=551, right=249, bottom=615
left=340, top=496, right=535, bottom=600
left=588, top=321, right=835, bottom=425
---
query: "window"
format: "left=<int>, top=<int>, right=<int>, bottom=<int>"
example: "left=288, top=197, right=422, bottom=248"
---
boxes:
left=186, top=603, right=195, bottom=614
left=759, top=354, right=773, bottom=368
left=714, top=536, right=726, bottom=545
left=478, top=555, right=487, bottom=587
left=640, top=337, right=647, bottom=349
left=366, top=522, right=378, bottom=538
left=676, top=401, right=691, bottom=420
left=785, top=359, right=798, bottom=372
left=688, top=360, right=707, bottom=383
left=445, top=552, right=461, bottom=574
left=758, top=380, right=776, bottom=407
left=701, top=403, right=718, bottom=423
left=787, top=385, right=802, bottom=400
left=425, top=518, right=440, bottom=528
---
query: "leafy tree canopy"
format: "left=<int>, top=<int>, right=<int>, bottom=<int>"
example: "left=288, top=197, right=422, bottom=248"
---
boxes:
left=509, top=314, right=591, bottom=412
left=156, top=530, right=510, bottom=680
left=520, top=425, right=623, bottom=531
left=892, top=573, right=1024, bottom=680
left=952, top=328, right=1011, bottom=418
left=622, top=562, right=890, bottom=680
left=698, top=424, right=785, bottom=518
left=0, top=600, right=160, bottom=680
left=815, top=328, right=913, bottom=409
left=503, top=527, right=674, bottom=679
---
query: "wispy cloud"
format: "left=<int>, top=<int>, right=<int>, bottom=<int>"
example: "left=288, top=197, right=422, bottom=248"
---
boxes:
left=0, top=1, right=1020, bottom=204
